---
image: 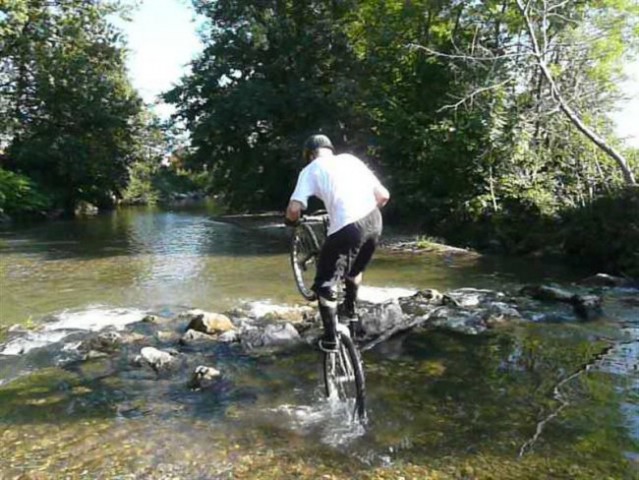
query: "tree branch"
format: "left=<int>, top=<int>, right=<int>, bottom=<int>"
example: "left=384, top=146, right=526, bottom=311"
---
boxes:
left=515, top=0, right=636, bottom=185
left=437, top=77, right=515, bottom=112
left=408, top=43, right=532, bottom=62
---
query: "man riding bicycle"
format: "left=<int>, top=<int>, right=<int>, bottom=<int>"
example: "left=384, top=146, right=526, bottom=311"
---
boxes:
left=285, top=134, right=390, bottom=351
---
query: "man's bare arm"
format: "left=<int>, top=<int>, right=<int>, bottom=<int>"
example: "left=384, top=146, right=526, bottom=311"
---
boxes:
left=374, top=185, right=390, bottom=208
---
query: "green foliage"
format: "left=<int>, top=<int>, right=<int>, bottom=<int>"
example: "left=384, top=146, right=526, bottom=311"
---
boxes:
left=562, top=187, right=639, bottom=277
left=166, top=0, right=368, bottom=211
left=0, top=168, right=51, bottom=217
left=163, top=0, right=639, bottom=273
left=1, top=0, right=142, bottom=215
left=121, top=159, right=161, bottom=205
left=122, top=113, right=209, bottom=204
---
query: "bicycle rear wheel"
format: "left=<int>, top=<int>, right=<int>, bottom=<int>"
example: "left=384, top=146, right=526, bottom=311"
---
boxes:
left=290, top=223, right=320, bottom=301
left=323, top=331, right=366, bottom=421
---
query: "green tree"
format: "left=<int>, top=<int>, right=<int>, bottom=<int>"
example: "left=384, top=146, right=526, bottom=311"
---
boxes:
left=166, top=0, right=367, bottom=211
left=1, top=0, right=142, bottom=215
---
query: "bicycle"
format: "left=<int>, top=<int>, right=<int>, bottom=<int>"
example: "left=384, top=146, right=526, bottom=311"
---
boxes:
left=289, top=211, right=328, bottom=301
left=288, top=213, right=367, bottom=422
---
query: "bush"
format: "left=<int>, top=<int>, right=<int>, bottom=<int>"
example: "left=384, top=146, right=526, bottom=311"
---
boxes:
left=0, top=168, right=51, bottom=218
left=562, top=187, right=639, bottom=278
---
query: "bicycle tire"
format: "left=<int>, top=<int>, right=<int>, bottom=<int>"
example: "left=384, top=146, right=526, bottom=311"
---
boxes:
left=290, top=223, right=321, bottom=301
left=323, top=332, right=366, bottom=421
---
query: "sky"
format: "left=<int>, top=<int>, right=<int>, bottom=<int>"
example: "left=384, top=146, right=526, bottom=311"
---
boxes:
left=120, top=0, right=639, bottom=147
left=117, top=0, right=202, bottom=119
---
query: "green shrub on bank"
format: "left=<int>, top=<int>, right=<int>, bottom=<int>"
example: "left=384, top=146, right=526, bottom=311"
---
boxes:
left=121, top=164, right=209, bottom=205
left=0, top=168, right=51, bottom=218
left=121, top=161, right=160, bottom=205
left=562, top=187, right=639, bottom=278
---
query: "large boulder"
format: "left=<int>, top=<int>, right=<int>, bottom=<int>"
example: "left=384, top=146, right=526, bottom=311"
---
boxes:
left=181, top=309, right=235, bottom=335
left=240, top=322, right=302, bottom=350
left=359, top=300, right=406, bottom=337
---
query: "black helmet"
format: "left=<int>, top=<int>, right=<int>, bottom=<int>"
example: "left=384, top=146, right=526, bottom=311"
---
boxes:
left=302, top=134, right=334, bottom=162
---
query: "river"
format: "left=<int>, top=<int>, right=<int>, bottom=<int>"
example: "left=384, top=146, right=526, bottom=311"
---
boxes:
left=0, top=204, right=637, bottom=479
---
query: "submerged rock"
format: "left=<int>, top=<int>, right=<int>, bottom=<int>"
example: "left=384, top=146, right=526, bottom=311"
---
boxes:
left=521, top=284, right=604, bottom=321
left=521, top=284, right=574, bottom=302
left=579, top=273, right=634, bottom=288
left=572, top=294, right=604, bottom=321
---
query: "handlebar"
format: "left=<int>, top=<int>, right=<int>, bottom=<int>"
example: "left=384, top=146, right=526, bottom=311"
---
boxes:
left=285, top=210, right=329, bottom=227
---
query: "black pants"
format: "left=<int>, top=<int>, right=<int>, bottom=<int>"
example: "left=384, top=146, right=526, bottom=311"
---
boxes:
left=312, top=208, right=382, bottom=300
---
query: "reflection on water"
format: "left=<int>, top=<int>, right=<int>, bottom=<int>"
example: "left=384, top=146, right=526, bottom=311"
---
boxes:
left=0, top=206, right=290, bottom=324
left=1, top=205, right=584, bottom=325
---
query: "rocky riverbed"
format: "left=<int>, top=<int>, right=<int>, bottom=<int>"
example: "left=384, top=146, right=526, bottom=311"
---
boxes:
left=1, top=276, right=634, bottom=390
left=0, top=276, right=637, bottom=479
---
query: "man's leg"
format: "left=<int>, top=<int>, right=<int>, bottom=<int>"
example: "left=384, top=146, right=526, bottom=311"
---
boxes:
left=313, top=225, right=359, bottom=350
left=317, top=287, right=339, bottom=351
left=341, top=273, right=362, bottom=320
left=342, top=209, right=382, bottom=325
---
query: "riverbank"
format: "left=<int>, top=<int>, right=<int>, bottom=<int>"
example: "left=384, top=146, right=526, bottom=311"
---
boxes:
left=217, top=187, right=639, bottom=280
left=215, top=211, right=481, bottom=259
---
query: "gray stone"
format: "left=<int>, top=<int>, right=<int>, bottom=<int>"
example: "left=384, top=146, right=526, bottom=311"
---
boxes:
left=79, top=330, right=122, bottom=353
left=399, top=289, right=444, bottom=316
left=217, top=330, right=239, bottom=343
left=188, top=365, right=221, bottom=390
left=359, top=300, right=406, bottom=337
left=137, top=347, right=177, bottom=371
left=579, top=273, right=631, bottom=288
left=179, top=329, right=217, bottom=345
left=571, top=294, right=604, bottom=321
left=84, top=350, right=109, bottom=360
left=241, top=322, right=302, bottom=350
left=429, top=307, right=487, bottom=335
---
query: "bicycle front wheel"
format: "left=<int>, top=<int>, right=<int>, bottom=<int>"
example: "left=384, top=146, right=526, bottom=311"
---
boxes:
left=323, top=333, right=366, bottom=421
left=290, top=223, right=320, bottom=301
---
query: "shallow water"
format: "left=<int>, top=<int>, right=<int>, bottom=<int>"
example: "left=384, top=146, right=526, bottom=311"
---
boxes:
left=0, top=205, right=637, bottom=478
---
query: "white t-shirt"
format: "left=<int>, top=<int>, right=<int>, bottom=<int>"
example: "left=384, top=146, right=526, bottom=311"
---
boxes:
left=290, top=153, right=386, bottom=236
